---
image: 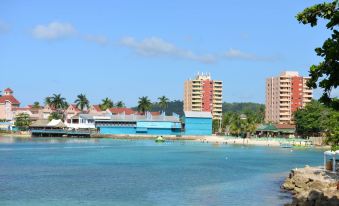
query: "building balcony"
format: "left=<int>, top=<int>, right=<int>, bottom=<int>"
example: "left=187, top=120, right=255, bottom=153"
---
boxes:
left=280, top=78, right=290, bottom=83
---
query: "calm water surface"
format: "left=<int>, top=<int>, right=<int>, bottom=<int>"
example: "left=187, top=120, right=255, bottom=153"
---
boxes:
left=0, top=137, right=323, bottom=206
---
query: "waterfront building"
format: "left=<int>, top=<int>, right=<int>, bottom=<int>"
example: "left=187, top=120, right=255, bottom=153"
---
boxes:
left=41, top=104, right=55, bottom=119
left=183, top=111, right=212, bottom=135
left=66, top=113, right=111, bottom=129
left=88, top=105, right=107, bottom=115
left=0, top=88, right=20, bottom=121
left=96, top=112, right=181, bottom=135
left=65, top=104, right=81, bottom=120
left=256, top=123, right=296, bottom=138
left=265, top=71, right=312, bottom=124
left=106, top=107, right=136, bottom=115
left=183, top=73, right=222, bottom=120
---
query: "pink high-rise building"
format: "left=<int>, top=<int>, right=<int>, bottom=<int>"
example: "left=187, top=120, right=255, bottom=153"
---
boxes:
left=265, top=71, right=313, bottom=124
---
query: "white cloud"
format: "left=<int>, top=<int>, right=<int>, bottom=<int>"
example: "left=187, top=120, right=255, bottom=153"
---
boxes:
left=224, top=48, right=277, bottom=61
left=0, top=20, right=9, bottom=34
left=120, top=36, right=277, bottom=64
left=83, top=35, right=109, bottom=45
left=32, top=21, right=76, bottom=40
left=120, top=36, right=216, bottom=64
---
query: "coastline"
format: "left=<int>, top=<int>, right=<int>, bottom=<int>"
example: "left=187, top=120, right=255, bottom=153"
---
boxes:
left=0, top=134, right=330, bottom=149
left=282, top=166, right=339, bottom=205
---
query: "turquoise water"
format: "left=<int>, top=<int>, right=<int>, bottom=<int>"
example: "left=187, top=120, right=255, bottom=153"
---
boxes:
left=0, top=137, right=324, bottom=206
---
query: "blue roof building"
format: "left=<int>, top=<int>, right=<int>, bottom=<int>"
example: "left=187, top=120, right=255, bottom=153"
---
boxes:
left=183, top=111, right=212, bottom=135
left=95, top=112, right=182, bottom=135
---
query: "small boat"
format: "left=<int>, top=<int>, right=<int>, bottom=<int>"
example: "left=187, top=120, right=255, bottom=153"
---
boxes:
left=280, top=143, right=292, bottom=148
left=155, top=136, right=165, bottom=143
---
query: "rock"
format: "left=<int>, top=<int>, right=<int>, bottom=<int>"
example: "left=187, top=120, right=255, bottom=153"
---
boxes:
left=282, top=166, right=339, bottom=206
left=308, top=181, right=327, bottom=191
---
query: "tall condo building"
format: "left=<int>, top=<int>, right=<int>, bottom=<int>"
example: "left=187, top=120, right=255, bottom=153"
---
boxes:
left=184, top=73, right=223, bottom=120
left=265, top=71, right=313, bottom=124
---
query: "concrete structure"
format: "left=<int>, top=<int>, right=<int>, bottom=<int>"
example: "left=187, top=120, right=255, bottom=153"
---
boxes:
left=0, top=88, right=20, bottom=121
left=96, top=112, right=181, bottom=135
left=183, top=111, right=212, bottom=135
left=184, top=73, right=222, bottom=120
left=265, top=71, right=312, bottom=124
left=66, top=113, right=111, bottom=129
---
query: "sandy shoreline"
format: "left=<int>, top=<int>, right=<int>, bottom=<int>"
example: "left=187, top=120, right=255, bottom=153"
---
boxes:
left=0, top=133, right=329, bottom=149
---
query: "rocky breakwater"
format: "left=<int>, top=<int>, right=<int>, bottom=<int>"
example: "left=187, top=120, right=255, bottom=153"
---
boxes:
left=282, top=166, right=339, bottom=206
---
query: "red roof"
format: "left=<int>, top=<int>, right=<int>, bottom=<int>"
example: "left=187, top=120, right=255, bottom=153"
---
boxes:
left=68, top=104, right=80, bottom=112
left=92, top=105, right=102, bottom=112
left=12, top=107, right=30, bottom=111
left=108, top=107, right=136, bottom=115
left=274, top=124, right=296, bottom=129
left=4, top=88, right=13, bottom=92
left=0, top=95, right=20, bottom=105
left=136, top=111, right=161, bottom=116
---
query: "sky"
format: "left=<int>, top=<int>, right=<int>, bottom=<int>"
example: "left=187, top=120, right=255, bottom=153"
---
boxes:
left=0, top=0, right=336, bottom=107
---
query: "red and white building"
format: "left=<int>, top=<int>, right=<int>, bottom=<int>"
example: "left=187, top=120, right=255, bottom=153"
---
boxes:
left=265, top=71, right=313, bottom=124
left=183, top=73, right=223, bottom=119
left=0, top=88, right=20, bottom=121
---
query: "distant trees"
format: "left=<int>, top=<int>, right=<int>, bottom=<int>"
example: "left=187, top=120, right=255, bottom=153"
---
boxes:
left=221, top=111, right=264, bottom=138
left=32, top=101, right=40, bottom=109
left=75, top=94, right=90, bottom=111
left=115, top=101, right=125, bottom=108
left=158, top=96, right=169, bottom=111
left=47, top=94, right=68, bottom=110
left=294, top=100, right=339, bottom=150
left=14, top=113, right=31, bottom=130
left=44, top=94, right=68, bottom=121
left=100, top=97, right=114, bottom=110
left=296, top=0, right=339, bottom=110
left=137, top=96, right=152, bottom=114
left=48, top=112, right=63, bottom=121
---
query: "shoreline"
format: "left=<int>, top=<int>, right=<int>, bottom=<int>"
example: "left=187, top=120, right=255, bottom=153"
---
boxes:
left=282, top=166, right=339, bottom=205
left=0, top=134, right=330, bottom=149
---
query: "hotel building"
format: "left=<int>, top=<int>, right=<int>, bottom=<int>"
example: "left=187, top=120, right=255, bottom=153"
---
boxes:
left=184, top=73, right=223, bottom=120
left=265, top=71, right=313, bottom=124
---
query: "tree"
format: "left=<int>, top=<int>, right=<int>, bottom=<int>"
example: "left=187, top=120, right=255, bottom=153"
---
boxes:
left=45, top=96, right=52, bottom=106
left=115, top=101, right=125, bottom=108
left=74, top=93, right=90, bottom=111
left=48, top=112, right=63, bottom=121
left=50, top=94, right=68, bottom=110
left=296, top=0, right=339, bottom=110
left=157, top=96, right=169, bottom=112
left=14, top=113, right=31, bottom=130
left=137, top=96, right=152, bottom=114
left=32, top=101, right=40, bottom=109
left=294, top=100, right=329, bottom=136
left=294, top=100, right=339, bottom=150
left=100, top=97, right=114, bottom=110
left=222, top=111, right=259, bottom=138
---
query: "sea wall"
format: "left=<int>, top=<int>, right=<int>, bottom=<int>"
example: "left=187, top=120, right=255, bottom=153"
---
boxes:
left=282, top=166, right=339, bottom=206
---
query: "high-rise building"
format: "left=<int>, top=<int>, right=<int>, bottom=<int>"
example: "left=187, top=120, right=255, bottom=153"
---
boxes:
left=265, top=71, right=313, bottom=124
left=184, top=73, right=222, bottom=120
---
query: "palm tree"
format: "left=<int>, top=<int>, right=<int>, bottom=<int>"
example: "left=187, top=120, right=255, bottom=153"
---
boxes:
left=32, top=101, right=40, bottom=109
left=137, top=96, right=152, bottom=114
left=100, top=97, right=113, bottom=110
left=115, top=101, right=125, bottom=108
left=50, top=94, right=67, bottom=110
left=157, top=96, right=169, bottom=112
left=74, top=93, right=90, bottom=111
left=45, top=96, right=52, bottom=106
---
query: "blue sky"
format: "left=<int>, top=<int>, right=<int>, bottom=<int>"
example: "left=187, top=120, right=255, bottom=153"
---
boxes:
left=0, top=0, right=335, bottom=107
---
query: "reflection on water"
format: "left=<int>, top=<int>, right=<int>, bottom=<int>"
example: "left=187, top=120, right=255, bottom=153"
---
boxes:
left=0, top=136, right=99, bottom=144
